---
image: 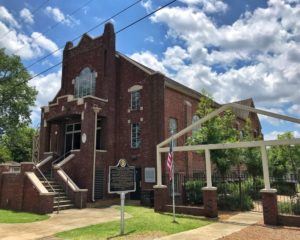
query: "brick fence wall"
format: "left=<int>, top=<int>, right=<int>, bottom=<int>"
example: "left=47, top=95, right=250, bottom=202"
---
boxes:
left=0, top=162, right=54, bottom=214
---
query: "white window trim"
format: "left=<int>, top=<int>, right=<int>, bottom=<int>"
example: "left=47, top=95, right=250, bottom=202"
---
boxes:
left=128, top=85, right=143, bottom=92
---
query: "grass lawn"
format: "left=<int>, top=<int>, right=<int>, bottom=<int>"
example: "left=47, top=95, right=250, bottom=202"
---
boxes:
left=56, top=206, right=212, bottom=240
left=0, top=209, right=49, bottom=223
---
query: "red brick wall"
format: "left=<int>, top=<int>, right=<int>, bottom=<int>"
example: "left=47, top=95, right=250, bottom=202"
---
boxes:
left=0, top=173, right=23, bottom=211
left=0, top=169, right=54, bottom=214
left=164, top=87, right=204, bottom=177
left=22, top=176, right=54, bottom=214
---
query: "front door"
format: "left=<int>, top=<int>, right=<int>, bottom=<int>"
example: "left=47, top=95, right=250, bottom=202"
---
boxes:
left=130, top=168, right=141, bottom=200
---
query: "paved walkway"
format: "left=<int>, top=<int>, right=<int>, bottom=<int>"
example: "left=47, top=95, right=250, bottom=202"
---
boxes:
left=0, top=207, right=128, bottom=240
left=157, top=212, right=262, bottom=240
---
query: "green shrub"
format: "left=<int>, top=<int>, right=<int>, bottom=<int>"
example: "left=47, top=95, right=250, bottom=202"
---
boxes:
left=278, top=202, right=293, bottom=214
left=184, top=180, right=206, bottom=205
left=217, top=181, right=254, bottom=211
left=292, top=198, right=300, bottom=215
left=278, top=196, right=300, bottom=215
left=272, top=181, right=297, bottom=196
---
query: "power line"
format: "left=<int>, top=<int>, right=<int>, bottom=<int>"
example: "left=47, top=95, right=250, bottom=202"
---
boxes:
left=13, top=0, right=95, bottom=56
left=25, top=0, right=143, bottom=70
left=18, top=0, right=178, bottom=85
left=116, top=0, right=176, bottom=34
left=0, top=0, right=50, bottom=40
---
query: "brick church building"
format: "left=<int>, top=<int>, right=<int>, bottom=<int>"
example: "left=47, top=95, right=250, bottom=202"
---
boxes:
left=35, top=23, right=261, bottom=205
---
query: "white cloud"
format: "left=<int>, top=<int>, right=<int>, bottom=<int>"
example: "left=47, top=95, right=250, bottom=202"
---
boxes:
left=0, top=6, right=20, bottom=28
left=31, top=32, right=61, bottom=57
left=0, top=12, right=60, bottom=60
left=180, top=0, right=228, bottom=13
left=264, top=130, right=300, bottom=140
left=29, top=70, right=61, bottom=125
left=288, top=104, right=300, bottom=116
left=131, top=0, right=300, bottom=118
left=20, top=8, right=34, bottom=24
left=145, top=36, right=154, bottom=43
left=141, top=0, right=153, bottom=13
left=131, top=51, right=167, bottom=73
left=45, top=6, right=79, bottom=27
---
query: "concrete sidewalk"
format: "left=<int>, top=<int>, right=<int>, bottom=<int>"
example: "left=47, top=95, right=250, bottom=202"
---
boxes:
left=0, top=207, right=128, bottom=240
left=157, top=212, right=262, bottom=240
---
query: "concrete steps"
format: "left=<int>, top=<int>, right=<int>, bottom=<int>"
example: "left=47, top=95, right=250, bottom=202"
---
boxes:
left=38, top=175, right=75, bottom=211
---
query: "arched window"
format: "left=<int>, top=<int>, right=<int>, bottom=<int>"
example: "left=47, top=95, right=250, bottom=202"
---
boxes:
left=74, top=67, right=96, bottom=98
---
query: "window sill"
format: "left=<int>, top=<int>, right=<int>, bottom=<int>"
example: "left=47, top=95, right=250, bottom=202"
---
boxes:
left=96, top=150, right=107, bottom=153
left=128, top=107, right=143, bottom=112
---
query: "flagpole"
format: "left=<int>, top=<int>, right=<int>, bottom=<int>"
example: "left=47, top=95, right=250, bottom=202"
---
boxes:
left=171, top=132, right=176, bottom=223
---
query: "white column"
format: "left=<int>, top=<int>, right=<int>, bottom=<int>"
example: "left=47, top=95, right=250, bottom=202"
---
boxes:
left=156, top=147, right=162, bottom=186
left=92, top=107, right=101, bottom=201
left=260, top=145, right=271, bottom=190
left=205, top=148, right=212, bottom=188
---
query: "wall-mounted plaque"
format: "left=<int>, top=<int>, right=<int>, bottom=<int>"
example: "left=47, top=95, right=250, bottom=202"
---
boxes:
left=145, top=167, right=156, bottom=183
left=108, top=159, right=136, bottom=193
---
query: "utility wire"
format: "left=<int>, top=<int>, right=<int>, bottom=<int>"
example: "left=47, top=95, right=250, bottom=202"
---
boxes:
left=0, top=0, right=50, bottom=40
left=25, top=0, right=143, bottom=69
left=18, top=0, right=178, bottom=84
left=13, top=0, right=95, bottom=56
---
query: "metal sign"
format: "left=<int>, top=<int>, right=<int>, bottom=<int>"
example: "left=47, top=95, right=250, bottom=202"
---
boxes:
left=108, top=159, right=136, bottom=194
left=108, top=159, right=136, bottom=235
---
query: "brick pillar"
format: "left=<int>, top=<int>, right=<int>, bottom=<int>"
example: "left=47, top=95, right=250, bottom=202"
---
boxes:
left=261, top=189, right=278, bottom=225
left=202, top=187, right=218, bottom=218
left=154, top=186, right=168, bottom=212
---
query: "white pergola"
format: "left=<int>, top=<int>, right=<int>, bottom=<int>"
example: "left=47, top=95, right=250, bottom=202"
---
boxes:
left=154, top=103, right=300, bottom=192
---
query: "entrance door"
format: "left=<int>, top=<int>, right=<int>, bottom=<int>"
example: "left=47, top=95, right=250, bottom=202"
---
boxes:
left=130, top=168, right=141, bottom=200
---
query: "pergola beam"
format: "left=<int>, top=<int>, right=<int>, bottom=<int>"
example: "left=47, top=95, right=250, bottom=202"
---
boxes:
left=158, top=138, right=300, bottom=153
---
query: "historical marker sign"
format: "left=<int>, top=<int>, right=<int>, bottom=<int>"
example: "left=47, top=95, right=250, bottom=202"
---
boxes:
left=108, top=159, right=136, bottom=235
left=108, top=159, right=136, bottom=194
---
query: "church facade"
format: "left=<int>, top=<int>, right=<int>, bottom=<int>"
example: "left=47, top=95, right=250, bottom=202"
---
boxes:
left=38, top=23, right=262, bottom=203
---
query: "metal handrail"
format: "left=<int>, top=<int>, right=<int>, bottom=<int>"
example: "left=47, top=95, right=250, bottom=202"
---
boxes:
left=51, top=151, right=72, bottom=177
left=34, top=165, right=60, bottom=214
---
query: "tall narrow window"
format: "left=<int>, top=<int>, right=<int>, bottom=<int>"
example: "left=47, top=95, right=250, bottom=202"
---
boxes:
left=131, top=123, right=141, bottom=148
left=192, top=115, right=200, bottom=133
left=131, top=91, right=141, bottom=110
left=169, top=118, right=177, bottom=146
left=74, top=67, right=96, bottom=98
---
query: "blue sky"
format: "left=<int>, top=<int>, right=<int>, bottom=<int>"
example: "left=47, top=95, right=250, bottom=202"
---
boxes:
left=0, top=0, right=299, bottom=140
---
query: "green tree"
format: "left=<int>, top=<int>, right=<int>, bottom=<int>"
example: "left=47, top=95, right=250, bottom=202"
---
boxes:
left=187, top=92, right=241, bottom=177
left=0, top=48, right=37, bottom=133
left=0, top=126, right=37, bottom=163
left=269, top=132, right=300, bottom=179
left=0, top=48, right=37, bottom=163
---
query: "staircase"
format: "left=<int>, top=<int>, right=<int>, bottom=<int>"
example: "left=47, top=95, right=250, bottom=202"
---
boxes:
left=39, top=173, right=75, bottom=211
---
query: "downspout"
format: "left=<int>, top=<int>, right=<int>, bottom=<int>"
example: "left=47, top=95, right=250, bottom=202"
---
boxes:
left=92, top=107, right=101, bottom=202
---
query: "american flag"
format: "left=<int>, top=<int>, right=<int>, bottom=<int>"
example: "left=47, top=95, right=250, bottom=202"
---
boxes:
left=167, top=142, right=173, bottom=181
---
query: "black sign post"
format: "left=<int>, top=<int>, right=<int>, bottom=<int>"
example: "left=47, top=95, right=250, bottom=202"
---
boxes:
left=108, top=159, right=136, bottom=235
